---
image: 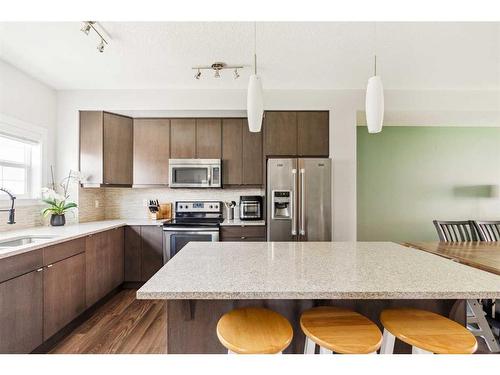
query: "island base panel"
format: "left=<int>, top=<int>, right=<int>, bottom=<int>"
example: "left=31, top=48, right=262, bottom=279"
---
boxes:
left=166, top=299, right=465, bottom=354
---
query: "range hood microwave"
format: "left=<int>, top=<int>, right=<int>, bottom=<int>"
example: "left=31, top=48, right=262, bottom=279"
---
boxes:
left=168, top=159, right=222, bottom=188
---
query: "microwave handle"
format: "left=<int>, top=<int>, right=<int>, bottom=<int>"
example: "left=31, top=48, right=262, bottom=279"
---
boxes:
left=207, top=167, right=211, bottom=185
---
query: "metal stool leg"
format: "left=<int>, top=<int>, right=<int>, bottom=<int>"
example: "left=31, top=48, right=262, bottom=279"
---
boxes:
left=304, top=337, right=316, bottom=354
left=319, top=346, right=333, bottom=354
left=467, top=299, right=500, bottom=353
left=380, top=328, right=396, bottom=354
left=412, top=346, right=432, bottom=354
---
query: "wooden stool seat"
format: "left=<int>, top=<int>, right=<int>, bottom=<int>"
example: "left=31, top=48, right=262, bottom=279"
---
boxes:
left=216, top=307, right=293, bottom=354
left=300, top=307, right=383, bottom=354
left=380, top=308, right=478, bottom=354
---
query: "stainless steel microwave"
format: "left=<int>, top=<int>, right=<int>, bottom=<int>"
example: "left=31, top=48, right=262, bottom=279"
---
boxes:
left=168, top=159, right=222, bottom=188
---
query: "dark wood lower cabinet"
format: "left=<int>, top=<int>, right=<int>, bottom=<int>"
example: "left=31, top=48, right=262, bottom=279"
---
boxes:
left=43, top=253, right=86, bottom=340
left=220, top=226, right=266, bottom=241
left=0, top=270, right=43, bottom=353
left=141, top=226, right=164, bottom=281
left=85, top=227, right=124, bottom=307
left=124, top=226, right=142, bottom=282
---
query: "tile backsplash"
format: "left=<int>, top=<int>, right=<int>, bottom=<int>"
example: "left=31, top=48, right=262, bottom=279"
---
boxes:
left=0, top=203, right=44, bottom=232
left=78, top=186, right=264, bottom=221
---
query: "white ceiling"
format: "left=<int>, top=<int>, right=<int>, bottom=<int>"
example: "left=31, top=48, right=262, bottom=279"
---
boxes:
left=0, top=22, right=499, bottom=90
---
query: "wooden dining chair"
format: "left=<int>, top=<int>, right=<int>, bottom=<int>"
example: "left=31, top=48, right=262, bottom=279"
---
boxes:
left=472, top=221, right=500, bottom=242
left=432, top=220, right=478, bottom=242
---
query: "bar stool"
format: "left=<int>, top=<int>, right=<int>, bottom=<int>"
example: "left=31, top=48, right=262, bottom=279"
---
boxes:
left=216, top=307, right=293, bottom=354
left=300, top=306, right=383, bottom=354
left=380, top=308, right=478, bottom=354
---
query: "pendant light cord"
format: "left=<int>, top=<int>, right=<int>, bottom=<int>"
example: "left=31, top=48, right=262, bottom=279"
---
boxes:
left=374, top=22, right=377, bottom=76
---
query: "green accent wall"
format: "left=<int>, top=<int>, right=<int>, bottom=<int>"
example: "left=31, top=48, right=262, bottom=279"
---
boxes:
left=357, top=126, right=500, bottom=242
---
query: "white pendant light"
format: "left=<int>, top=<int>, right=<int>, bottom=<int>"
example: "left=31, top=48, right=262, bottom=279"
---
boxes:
left=365, top=56, right=384, bottom=134
left=365, top=23, right=384, bottom=134
left=247, top=23, right=264, bottom=132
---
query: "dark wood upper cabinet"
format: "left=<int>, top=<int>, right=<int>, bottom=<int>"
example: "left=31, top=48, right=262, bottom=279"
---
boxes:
left=141, top=226, right=164, bottom=281
left=170, top=119, right=196, bottom=158
left=0, top=270, right=43, bottom=353
left=242, top=119, right=263, bottom=185
left=80, top=111, right=133, bottom=187
left=297, top=111, right=329, bottom=156
left=222, top=119, right=243, bottom=185
left=103, top=113, right=134, bottom=185
left=133, top=119, right=170, bottom=185
left=43, top=253, right=86, bottom=341
left=264, top=111, right=298, bottom=156
left=196, top=119, right=221, bottom=158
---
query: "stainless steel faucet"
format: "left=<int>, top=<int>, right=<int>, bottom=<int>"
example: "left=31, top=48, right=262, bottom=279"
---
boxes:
left=0, top=187, right=16, bottom=224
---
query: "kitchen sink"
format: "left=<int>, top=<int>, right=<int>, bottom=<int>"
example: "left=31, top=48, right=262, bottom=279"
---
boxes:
left=0, top=235, right=57, bottom=248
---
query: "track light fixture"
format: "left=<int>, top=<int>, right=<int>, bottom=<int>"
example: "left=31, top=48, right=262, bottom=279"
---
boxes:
left=80, top=21, right=110, bottom=53
left=192, top=62, right=244, bottom=80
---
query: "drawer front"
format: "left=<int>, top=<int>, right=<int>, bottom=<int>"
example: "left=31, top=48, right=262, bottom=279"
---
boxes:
left=43, top=238, right=86, bottom=266
left=221, top=226, right=266, bottom=241
left=0, top=250, right=43, bottom=283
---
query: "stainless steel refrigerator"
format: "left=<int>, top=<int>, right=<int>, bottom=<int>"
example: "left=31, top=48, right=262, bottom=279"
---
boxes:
left=267, top=158, right=332, bottom=241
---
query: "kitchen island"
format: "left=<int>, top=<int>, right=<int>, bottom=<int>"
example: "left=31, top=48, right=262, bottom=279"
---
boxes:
left=137, top=242, right=500, bottom=354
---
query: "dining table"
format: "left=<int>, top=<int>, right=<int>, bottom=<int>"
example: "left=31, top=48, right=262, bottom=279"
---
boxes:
left=401, top=241, right=500, bottom=276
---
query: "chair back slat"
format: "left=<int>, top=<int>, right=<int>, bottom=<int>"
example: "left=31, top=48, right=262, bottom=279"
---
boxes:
left=472, top=221, right=500, bottom=242
left=433, top=220, right=477, bottom=242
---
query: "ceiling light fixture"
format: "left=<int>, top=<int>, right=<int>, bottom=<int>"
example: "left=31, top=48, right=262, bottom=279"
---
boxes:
left=365, top=23, right=384, bottom=134
left=192, top=62, right=243, bottom=80
left=247, top=22, right=264, bottom=133
left=234, top=68, right=240, bottom=80
left=80, top=21, right=110, bottom=53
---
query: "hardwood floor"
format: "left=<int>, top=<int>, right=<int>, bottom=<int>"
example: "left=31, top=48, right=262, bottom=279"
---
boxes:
left=49, top=289, right=167, bottom=354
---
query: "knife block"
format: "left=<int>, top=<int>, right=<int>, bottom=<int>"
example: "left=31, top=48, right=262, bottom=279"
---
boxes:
left=149, top=202, right=172, bottom=220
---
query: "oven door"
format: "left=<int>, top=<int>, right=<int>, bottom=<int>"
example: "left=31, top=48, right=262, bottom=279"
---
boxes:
left=169, top=165, right=211, bottom=188
left=163, top=229, right=219, bottom=263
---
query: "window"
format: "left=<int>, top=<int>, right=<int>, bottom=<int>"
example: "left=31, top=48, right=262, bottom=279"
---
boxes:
left=0, top=133, right=41, bottom=199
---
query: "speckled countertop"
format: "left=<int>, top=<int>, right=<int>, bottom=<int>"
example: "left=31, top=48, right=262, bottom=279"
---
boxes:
left=136, top=241, right=500, bottom=300
left=0, top=219, right=166, bottom=259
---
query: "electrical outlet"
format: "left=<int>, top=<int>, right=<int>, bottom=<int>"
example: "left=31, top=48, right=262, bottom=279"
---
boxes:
left=94, top=200, right=100, bottom=208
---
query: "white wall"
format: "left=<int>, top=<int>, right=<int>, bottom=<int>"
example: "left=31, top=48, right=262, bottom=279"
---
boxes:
left=56, top=88, right=500, bottom=240
left=0, top=59, right=57, bottom=186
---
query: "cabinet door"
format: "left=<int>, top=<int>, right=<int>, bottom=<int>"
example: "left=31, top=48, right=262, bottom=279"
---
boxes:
left=133, top=119, right=170, bottom=185
left=108, top=227, right=124, bottom=289
left=79, top=111, right=104, bottom=184
left=141, top=226, right=164, bottom=281
left=222, top=119, right=243, bottom=185
left=196, top=119, right=221, bottom=158
left=85, top=231, right=108, bottom=307
left=43, top=253, right=86, bottom=340
left=0, top=270, right=43, bottom=353
left=242, top=119, right=263, bottom=185
left=297, top=111, right=329, bottom=156
left=124, top=226, right=142, bottom=282
left=264, top=111, right=297, bottom=156
left=103, top=112, right=133, bottom=185
left=170, top=119, right=196, bottom=158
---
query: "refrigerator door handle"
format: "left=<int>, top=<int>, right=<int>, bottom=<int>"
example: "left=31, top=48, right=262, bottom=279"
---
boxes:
left=299, top=168, right=306, bottom=236
left=291, top=168, right=297, bottom=235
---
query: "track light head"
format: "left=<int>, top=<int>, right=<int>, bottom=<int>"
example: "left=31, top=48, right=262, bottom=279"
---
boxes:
left=234, top=68, right=240, bottom=80
left=97, top=39, right=105, bottom=53
left=195, top=69, right=201, bottom=80
left=214, top=69, right=221, bottom=78
left=80, top=22, right=91, bottom=35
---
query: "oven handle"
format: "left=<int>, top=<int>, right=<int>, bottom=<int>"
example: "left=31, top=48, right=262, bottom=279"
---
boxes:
left=163, top=228, right=220, bottom=234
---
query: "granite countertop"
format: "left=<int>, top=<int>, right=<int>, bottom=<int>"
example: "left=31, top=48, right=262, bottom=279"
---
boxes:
left=136, top=241, right=500, bottom=300
left=0, top=219, right=166, bottom=259
left=221, top=219, right=266, bottom=226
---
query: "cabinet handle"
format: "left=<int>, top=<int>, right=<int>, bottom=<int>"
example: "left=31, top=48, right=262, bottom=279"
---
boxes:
left=47, top=264, right=53, bottom=268
left=241, top=236, right=246, bottom=239
left=36, top=268, right=43, bottom=272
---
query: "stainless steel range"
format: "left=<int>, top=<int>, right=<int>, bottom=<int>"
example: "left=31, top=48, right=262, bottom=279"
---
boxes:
left=162, top=200, right=223, bottom=263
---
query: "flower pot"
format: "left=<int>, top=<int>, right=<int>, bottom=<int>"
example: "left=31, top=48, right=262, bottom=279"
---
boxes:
left=50, top=214, right=66, bottom=226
